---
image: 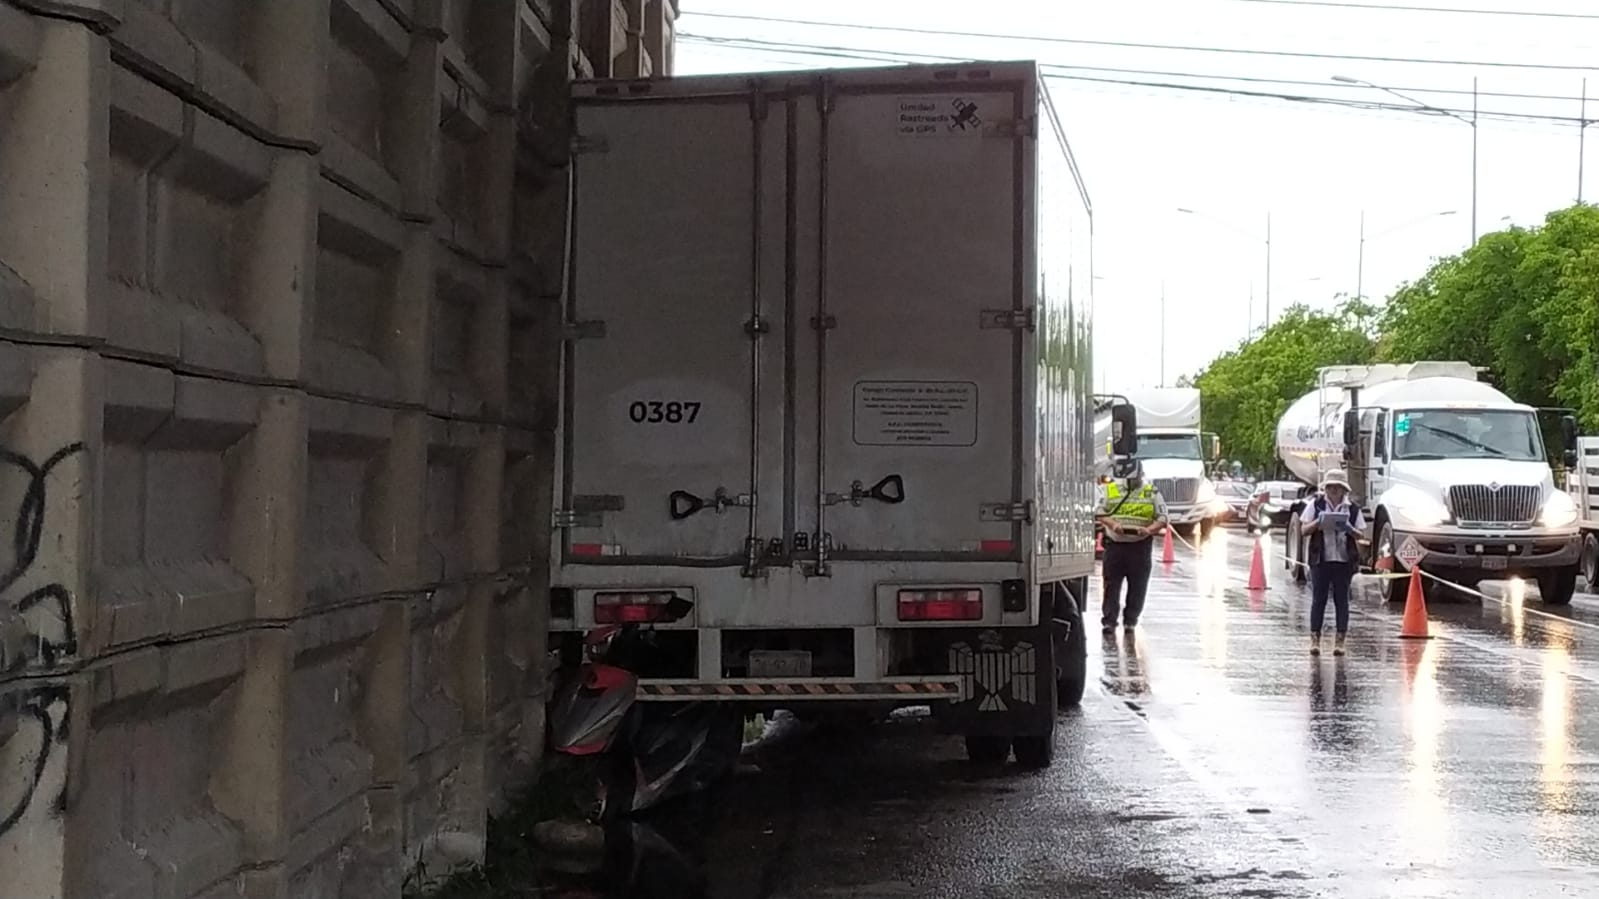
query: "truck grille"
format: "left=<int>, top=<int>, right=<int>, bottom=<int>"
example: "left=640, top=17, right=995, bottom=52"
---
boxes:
left=1447, top=484, right=1541, bottom=524
left=1154, top=478, right=1198, bottom=504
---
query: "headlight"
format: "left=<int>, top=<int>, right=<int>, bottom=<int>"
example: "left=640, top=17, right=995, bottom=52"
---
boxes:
left=1387, top=487, right=1450, bottom=528
left=1541, top=490, right=1579, bottom=528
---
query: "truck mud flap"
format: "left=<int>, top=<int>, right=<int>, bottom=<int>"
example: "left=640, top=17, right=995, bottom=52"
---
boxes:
left=926, top=621, right=1057, bottom=737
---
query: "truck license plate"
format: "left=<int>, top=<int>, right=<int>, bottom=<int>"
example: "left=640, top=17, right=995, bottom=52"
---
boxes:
left=749, top=650, right=812, bottom=678
left=1481, top=556, right=1507, bottom=571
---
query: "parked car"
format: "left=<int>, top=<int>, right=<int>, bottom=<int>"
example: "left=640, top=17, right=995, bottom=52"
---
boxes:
left=1215, top=480, right=1256, bottom=522
left=1247, top=480, right=1308, bottom=532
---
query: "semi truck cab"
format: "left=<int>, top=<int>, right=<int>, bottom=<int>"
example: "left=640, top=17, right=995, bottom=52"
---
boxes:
left=1284, top=364, right=1581, bottom=604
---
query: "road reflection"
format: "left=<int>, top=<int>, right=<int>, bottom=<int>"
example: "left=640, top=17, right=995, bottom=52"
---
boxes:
left=1397, top=640, right=1449, bottom=884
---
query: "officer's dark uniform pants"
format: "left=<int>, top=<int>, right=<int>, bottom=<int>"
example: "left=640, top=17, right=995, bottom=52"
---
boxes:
left=1102, top=537, right=1154, bottom=628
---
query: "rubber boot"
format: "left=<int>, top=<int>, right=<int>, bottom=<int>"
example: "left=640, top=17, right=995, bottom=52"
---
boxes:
left=1309, top=633, right=1321, bottom=656
left=1333, top=634, right=1347, bottom=656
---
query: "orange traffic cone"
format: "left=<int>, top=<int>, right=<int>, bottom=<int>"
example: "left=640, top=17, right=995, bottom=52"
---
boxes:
left=1161, top=528, right=1176, bottom=565
left=1247, top=539, right=1268, bottom=590
left=1398, top=568, right=1432, bottom=639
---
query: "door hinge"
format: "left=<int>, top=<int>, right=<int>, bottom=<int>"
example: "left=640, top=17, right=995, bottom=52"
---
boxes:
left=571, top=133, right=609, bottom=155
left=745, top=314, right=770, bottom=337
left=554, top=509, right=600, bottom=528
left=979, top=308, right=1035, bottom=332
left=979, top=501, right=1034, bottom=524
left=555, top=494, right=624, bottom=528
left=563, top=320, right=606, bottom=341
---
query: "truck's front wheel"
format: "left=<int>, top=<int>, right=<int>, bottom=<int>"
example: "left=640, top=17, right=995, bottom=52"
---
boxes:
left=1539, top=568, right=1578, bottom=606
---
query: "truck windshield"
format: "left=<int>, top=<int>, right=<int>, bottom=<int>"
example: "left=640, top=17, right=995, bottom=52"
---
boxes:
left=1391, top=409, right=1544, bottom=461
left=1138, top=434, right=1202, bottom=460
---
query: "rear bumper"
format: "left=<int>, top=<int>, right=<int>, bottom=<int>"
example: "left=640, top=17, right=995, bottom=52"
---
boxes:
left=636, top=677, right=960, bottom=702
left=1399, top=529, right=1581, bottom=572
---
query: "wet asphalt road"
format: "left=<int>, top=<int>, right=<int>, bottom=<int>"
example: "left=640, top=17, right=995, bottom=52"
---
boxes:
left=662, top=527, right=1599, bottom=899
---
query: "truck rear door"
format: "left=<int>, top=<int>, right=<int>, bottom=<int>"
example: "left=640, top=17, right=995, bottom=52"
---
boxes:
left=804, top=79, right=1028, bottom=559
left=563, top=94, right=781, bottom=564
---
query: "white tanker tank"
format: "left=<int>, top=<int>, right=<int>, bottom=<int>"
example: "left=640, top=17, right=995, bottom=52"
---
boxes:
left=1274, top=361, right=1582, bottom=604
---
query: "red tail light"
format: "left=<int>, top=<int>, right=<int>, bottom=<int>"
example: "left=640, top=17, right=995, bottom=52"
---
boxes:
left=593, top=591, right=678, bottom=624
left=897, top=588, right=983, bottom=622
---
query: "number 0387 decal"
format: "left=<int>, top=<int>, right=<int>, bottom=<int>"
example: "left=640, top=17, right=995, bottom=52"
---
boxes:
left=628, top=400, right=702, bottom=424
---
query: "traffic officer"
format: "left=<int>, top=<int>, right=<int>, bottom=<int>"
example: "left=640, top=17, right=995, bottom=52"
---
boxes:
left=1095, top=459, right=1169, bottom=634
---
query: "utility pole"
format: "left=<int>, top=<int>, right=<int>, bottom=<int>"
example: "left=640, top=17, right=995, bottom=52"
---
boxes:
left=1471, top=77, right=1479, bottom=243
left=1581, top=77, right=1589, bottom=203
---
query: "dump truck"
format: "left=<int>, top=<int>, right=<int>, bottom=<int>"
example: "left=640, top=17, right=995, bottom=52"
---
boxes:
left=546, top=60, right=1132, bottom=767
left=1276, top=362, right=1580, bottom=604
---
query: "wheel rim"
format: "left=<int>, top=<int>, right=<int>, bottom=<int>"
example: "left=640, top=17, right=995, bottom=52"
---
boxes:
left=1378, top=523, right=1395, bottom=565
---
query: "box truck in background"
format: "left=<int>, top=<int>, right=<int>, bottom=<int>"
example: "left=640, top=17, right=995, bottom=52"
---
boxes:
left=548, top=61, right=1129, bottom=766
left=1095, top=387, right=1225, bottom=539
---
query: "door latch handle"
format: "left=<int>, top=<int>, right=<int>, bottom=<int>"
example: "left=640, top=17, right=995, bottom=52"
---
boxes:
left=827, top=475, right=907, bottom=507
left=670, top=490, right=705, bottom=520
left=864, top=474, right=905, bottom=504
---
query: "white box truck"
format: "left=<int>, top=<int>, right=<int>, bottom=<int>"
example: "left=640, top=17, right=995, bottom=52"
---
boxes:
left=1094, top=387, right=1224, bottom=539
left=548, top=61, right=1128, bottom=766
left=1277, top=362, right=1581, bottom=603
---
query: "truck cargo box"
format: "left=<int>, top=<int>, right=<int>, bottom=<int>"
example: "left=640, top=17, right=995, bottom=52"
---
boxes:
left=548, top=61, right=1102, bottom=759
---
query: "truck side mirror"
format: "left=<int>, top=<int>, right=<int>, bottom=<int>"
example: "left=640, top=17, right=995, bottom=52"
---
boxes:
left=1111, top=403, right=1138, bottom=456
left=1561, top=414, right=1578, bottom=449
left=1565, top=449, right=1579, bottom=470
left=1341, top=409, right=1359, bottom=447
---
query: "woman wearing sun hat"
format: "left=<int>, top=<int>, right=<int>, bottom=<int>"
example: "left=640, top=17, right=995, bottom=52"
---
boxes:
left=1298, top=469, right=1364, bottom=656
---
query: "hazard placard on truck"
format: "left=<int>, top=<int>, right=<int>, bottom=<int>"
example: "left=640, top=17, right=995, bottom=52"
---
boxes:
left=546, top=61, right=1120, bottom=767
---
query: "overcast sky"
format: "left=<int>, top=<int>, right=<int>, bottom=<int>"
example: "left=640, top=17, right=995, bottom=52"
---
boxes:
left=673, top=0, right=1599, bottom=390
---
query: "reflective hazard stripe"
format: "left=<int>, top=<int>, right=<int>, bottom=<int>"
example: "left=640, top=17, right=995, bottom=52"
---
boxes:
left=636, top=680, right=962, bottom=700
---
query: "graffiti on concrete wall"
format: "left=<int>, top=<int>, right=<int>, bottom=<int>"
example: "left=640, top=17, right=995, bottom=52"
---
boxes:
left=1, top=442, right=83, bottom=670
left=0, top=684, right=68, bottom=835
left=0, top=442, right=83, bottom=837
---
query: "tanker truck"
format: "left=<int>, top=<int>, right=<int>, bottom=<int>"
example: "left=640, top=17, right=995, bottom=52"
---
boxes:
left=1276, top=361, right=1581, bottom=604
left=1096, top=387, right=1225, bottom=540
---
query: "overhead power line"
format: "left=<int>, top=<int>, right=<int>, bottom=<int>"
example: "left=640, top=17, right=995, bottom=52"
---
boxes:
left=1224, top=0, right=1599, bottom=19
left=677, top=35, right=1599, bottom=129
left=680, top=11, right=1599, bottom=72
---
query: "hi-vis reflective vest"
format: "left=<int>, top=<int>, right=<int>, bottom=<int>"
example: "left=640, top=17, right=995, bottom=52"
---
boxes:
left=1105, top=482, right=1159, bottom=529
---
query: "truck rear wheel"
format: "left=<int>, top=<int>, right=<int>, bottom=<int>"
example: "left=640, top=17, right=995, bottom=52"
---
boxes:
left=1538, top=568, right=1578, bottom=606
left=1055, top=581, right=1088, bottom=709
left=965, top=735, right=1010, bottom=765
left=1012, top=734, right=1055, bottom=769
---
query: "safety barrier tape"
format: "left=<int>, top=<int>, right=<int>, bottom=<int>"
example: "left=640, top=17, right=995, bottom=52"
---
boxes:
left=1167, top=528, right=1526, bottom=607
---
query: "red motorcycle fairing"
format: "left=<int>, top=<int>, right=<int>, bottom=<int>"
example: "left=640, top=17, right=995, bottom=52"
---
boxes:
left=550, top=664, right=639, bottom=756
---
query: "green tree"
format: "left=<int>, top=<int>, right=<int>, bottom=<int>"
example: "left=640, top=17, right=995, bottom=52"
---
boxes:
left=1192, top=300, right=1377, bottom=471
left=1378, top=204, right=1599, bottom=426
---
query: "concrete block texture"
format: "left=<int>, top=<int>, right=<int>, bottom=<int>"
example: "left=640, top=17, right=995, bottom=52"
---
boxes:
left=1, top=0, right=676, bottom=895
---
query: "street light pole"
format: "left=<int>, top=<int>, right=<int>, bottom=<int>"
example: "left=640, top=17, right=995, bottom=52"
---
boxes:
left=1264, top=211, right=1273, bottom=326
left=1160, top=280, right=1166, bottom=387
left=1356, top=210, right=1364, bottom=301
left=1333, top=74, right=1478, bottom=245
left=1356, top=209, right=1457, bottom=300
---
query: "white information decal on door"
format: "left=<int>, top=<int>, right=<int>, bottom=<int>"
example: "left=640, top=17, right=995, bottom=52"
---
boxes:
left=853, top=381, right=979, bottom=447
left=896, top=96, right=987, bottom=137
